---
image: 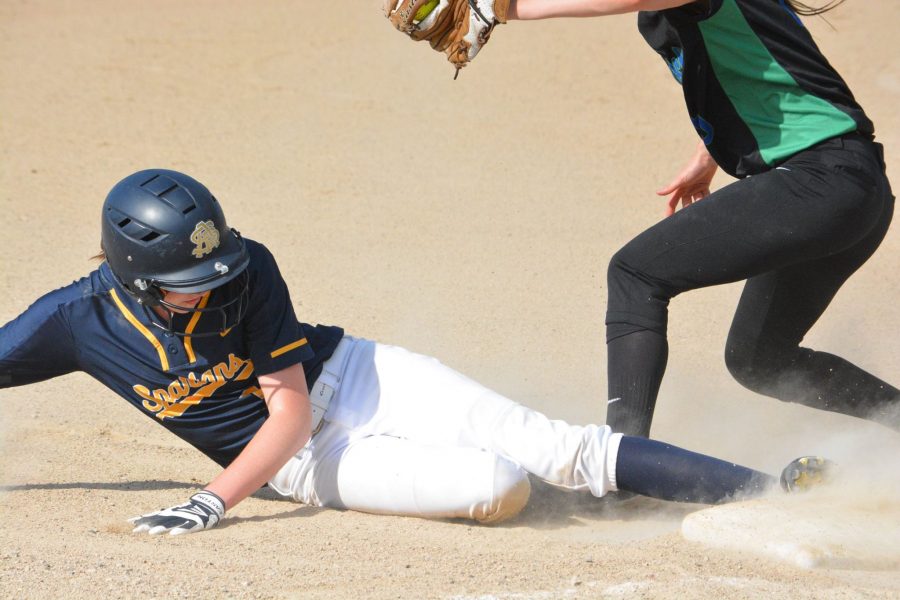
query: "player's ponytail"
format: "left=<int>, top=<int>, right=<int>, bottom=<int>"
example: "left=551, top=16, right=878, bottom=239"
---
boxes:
left=785, top=0, right=847, bottom=16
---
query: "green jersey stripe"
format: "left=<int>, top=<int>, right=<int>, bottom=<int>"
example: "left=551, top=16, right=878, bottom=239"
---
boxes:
left=698, top=0, right=856, bottom=166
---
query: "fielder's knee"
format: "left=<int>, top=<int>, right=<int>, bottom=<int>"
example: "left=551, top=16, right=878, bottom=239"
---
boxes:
left=474, top=457, right=531, bottom=524
left=723, top=338, right=758, bottom=390
left=606, top=247, right=641, bottom=298
left=724, top=336, right=794, bottom=399
left=606, top=248, right=671, bottom=342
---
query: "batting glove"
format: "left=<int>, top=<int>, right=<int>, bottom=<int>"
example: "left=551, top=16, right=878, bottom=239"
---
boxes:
left=129, top=491, right=225, bottom=536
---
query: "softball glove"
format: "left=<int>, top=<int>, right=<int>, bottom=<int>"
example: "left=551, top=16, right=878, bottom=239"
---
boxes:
left=384, top=0, right=510, bottom=77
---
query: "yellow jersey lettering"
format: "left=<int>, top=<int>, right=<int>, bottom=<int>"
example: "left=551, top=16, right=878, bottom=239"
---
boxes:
left=240, top=386, right=264, bottom=400
left=133, top=353, right=257, bottom=421
left=167, top=377, right=191, bottom=402
left=134, top=384, right=166, bottom=413
left=235, top=360, right=255, bottom=381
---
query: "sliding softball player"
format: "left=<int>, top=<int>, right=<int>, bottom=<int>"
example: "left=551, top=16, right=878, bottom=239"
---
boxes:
left=0, top=169, right=828, bottom=535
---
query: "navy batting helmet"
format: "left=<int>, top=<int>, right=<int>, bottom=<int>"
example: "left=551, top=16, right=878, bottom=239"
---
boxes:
left=101, top=169, right=250, bottom=335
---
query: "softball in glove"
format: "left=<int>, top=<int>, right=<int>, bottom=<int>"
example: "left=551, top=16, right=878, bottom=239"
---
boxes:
left=384, top=0, right=510, bottom=77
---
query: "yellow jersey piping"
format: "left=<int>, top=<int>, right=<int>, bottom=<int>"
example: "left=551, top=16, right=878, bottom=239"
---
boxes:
left=182, top=292, right=211, bottom=364
left=270, top=338, right=308, bottom=358
left=109, top=289, right=170, bottom=371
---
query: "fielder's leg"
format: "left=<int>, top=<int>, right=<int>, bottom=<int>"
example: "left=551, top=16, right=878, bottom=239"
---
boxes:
left=725, top=194, right=898, bottom=430
left=605, top=137, right=894, bottom=436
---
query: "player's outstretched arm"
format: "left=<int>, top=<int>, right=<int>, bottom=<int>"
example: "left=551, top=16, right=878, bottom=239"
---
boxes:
left=382, top=0, right=698, bottom=76
left=130, top=363, right=312, bottom=536
left=0, top=286, right=82, bottom=388
left=508, top=0, right=696, bottom=20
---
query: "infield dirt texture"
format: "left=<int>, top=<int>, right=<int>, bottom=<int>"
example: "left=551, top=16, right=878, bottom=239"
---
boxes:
left=1, top=1, right=899, bottom=598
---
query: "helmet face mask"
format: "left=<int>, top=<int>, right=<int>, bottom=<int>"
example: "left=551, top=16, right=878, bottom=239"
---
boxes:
left=148, top=270, right=251, bottom=337
left=101, top=169, right=251, bottom=336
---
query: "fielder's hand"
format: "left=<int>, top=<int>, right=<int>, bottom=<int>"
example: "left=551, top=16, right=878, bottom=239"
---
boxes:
left=657, top=142, right=719, bottom=216
left=129, top=491, right=225, bottom=536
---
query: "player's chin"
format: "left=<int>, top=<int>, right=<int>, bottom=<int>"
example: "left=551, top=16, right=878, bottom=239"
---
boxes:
left=168, top=300, right=203, bottom=313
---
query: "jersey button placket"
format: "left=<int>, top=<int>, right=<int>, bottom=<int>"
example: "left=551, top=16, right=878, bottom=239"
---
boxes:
left=160, top=332, right=189, bottom=368
left=165, top=332, right=179, bottom=356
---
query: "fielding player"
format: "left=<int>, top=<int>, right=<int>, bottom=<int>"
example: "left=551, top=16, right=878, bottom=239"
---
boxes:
left=384, top=0, right=899, bottom=437
left=1, top=170, right=828, bottom=535
left=514, top=0, right=898, bottom=437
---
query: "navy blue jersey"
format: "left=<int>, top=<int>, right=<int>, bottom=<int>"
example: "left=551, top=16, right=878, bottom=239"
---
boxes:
left=639, top=0, right=874, bottom=177
left=0, top=239, right=343, bottom=467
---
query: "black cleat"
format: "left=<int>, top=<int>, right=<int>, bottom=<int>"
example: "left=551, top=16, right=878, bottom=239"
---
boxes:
left=779, top=456, right=835, bottom=493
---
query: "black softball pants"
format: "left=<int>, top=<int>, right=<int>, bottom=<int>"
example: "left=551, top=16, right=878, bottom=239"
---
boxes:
left=605, top=133, right=898, bottom=437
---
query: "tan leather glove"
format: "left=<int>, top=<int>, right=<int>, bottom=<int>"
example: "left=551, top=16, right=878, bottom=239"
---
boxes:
left=384, top=0, right=510, bottom=77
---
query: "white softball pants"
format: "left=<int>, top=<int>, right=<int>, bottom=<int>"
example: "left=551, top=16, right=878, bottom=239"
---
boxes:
left=268, top=337, right=622, bottom=523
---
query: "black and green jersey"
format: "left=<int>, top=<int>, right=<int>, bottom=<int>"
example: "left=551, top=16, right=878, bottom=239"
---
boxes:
left=638, top=0, right=873, bottom=178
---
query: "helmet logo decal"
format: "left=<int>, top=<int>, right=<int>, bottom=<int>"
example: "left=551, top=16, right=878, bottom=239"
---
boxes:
left=190, top=220, right=220, bottom=258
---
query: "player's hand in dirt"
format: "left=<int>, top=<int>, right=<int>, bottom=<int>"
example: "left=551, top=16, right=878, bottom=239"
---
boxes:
left=657, top=142, right=719, bottom=216
left=129, top=491, right=225, bottom=536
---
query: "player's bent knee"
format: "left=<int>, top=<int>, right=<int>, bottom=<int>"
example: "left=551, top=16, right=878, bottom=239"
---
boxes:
left=606, top=248, right=671, bottom=310
left=724, top=338, right=789, bottom=397
left=723, top=342, right=756, bottom=389
left=474, top=457, right=531, bottom=524
left=606, top=248, right=637, bottom=290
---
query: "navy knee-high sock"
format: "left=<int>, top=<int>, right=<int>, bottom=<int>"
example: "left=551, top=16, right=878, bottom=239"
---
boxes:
left=614, top=436, right=775, bottom=504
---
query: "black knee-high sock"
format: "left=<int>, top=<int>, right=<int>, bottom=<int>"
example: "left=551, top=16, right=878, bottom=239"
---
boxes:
left=614, top=436, right=775, bottom=504
left=606, top=330, right=668, bottom=438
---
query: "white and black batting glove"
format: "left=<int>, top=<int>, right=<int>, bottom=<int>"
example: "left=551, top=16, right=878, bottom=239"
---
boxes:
left=129, top=491, right=225, bottom=536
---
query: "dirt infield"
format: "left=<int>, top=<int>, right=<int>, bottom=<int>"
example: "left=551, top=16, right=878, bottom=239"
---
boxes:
left=1, top=1, right=899, bottom=598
